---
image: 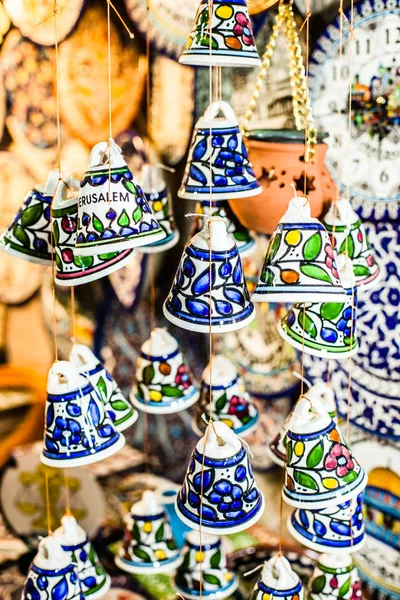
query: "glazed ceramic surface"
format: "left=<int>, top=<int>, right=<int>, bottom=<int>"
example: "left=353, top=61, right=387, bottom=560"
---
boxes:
left=308, top=554, right=358, bottom=600
left=251, top=554, right=304, bottom=600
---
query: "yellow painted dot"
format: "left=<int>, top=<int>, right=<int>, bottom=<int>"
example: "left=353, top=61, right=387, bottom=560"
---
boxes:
left=263, top=594, right=271, bottom=600
left=322, top=478, right=339, bottom=490
left=154, top=549, right=166, bottom=560
left=225, top=572, right=232, bottom=581
left=215, top=4, right=234, bottom=19
left=153, top=200, right=163, bottom=212
left=149, top=390, right=162, bottom=402
left=294, top=441, right=304, bottom=456
left=143, top=522, right=152, bottom=533
left=195, top=551, right=205, bottom=563
left=285, top=230, right=302, bottom=246
left=221, top=419, right=234, bottom=429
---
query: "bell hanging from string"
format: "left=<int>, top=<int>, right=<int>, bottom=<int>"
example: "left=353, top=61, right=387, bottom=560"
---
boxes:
left=251, top=554, right=304, bottom=600
left=308, top=554, right=361, bottom=600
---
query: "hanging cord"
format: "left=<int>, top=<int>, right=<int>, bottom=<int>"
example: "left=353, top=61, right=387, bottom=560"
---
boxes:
left=45, top=467, right=52, bottom=535
left=300, top=0, right=311, bottom=194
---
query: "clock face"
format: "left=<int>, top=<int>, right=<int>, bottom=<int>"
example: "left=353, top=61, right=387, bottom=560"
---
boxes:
left=309, top=0, right=400, bottom=203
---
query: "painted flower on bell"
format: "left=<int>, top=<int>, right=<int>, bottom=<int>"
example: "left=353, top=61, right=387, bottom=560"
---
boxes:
left=228, top=395, right=249, bottom=419
left=208, top=480, right=245, bottom=517
left=233, top=12, right=255, bottom=46
left=324, top=244, right=339, bottom=279
left=324, top=443, right=355, bottom=477
left=175, top=364, right=192, bottom=389
left=337, top=305, right=355, bottom=341
left=53, top=416, right=81, bottom=446
left=351, top=580, right=362, bottom=600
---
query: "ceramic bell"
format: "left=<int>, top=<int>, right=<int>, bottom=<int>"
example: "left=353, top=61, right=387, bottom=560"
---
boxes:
left=251, top=554, right=304, bottom=600
left=267, top=418, right=290, bottom=469
left=193, top=354, right=259, bottom=437
left=174, top=530, right=238, bottom=600
left=308, top=554, right=359, bottom=600
left=41, top=361, right=125, bottom=468
left=164, top=218, right=255, bottom=333
left=70, top=343, right=138, bottom=432
left=52, top=178, right=135, bottom=286
left=131, top=328, right=199, bottom=414
left=323, top=198, right=381, bottom=291
left=21, top=536, right=82, bottom=600
left=252, top=196, right=347, bottom=303
left=288, top=492, right=365, bottom=554
left=54, top=514, right=110, bottom=599
left=0, top=169, right=59, bottom=266
left=180, top=0, right=261, bottom=67
left=176, top=421, right=264, bottom=535
left=115, top=490, right=182, bottom=574
left=282, top=397, right=367, bottom=510
left=278, top=255, right=359, bottom=360
left=179, top=101, right=260, bottom=201
left=75, top=140, right=165, bottom=256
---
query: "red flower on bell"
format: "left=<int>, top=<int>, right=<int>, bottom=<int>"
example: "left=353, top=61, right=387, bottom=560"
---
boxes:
left=324, top=443, right=355, bottom=478
left=324, top=244, right=340, bottom=280
left=233, top=12, right=255, bottom=46
left=175, top=364, right=192, bottom=389
left=228, top=395, right=249, bottom=420
left=351, top=580, right=362, bottom=600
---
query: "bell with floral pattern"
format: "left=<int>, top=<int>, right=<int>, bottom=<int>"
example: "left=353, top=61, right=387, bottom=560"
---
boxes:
left=131, top=328, right=199, bottom=415
left=308, top=554, right=360, bottom=600
left=75, top=140, right=165, bottom=256
left=179, top=101, right=260, bottom=201
left=164, top=218, right=255, bottom=333
left=176, top=420, right=264, bottom=535
left=251, top=554, right=304, bottom=600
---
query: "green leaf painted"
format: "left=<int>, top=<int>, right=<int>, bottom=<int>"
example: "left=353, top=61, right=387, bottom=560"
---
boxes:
left=132, top=522, right=141, bottom=542
left=342, top=470, right=357, bottom=483
left=122, top=179, right=137, bottom=194
left=118, top=209, right=130, bottom=227
left=166, top=538, right=177, bottom=550
left=133, top=206, right=142, bottom=224
left=294, top=469, right=318, bottom=490
left=181, top=550, right=190, bottom=570
left=210, top=550, right=221, bottom=568
left=311, top=575, right=326, bottom=594
left=13, top=225, right=30, bottom=247
left=261, top=267, right=274, bottom=285
left=161, top=385, right=184, bottom=398
left=268, top=232, right=281, bottom=262
left=21, top=204, right=43, bottom=227
left=200, top=36, right=218, bottom=49
left=133, top=547, right=151, bottom=562
left=55, top=252, right=62, bottom=270
left=353, top=265, right=370, bottom=276
left=286, top=440, right=293, bottom=465
left=233, top=231, right=248, bottom=242
left=97, top=376, right=107, bottom=402
left=215, top=393, right=227, bottom=412
left=95, top=565, right=105, bottom=576
left=338, top=577, right=351, bottom=598
left=93, top=215, right=104, bottom=233
left=300, top=264, right=332, bottom=283
left=155, top=523, right=164, bottom=543
left=304, top=232, right=322, bottom=261
left=321, top=303, right=344, bottom=320
left=136, top=383, right=145, bottom=399
left=111, top=400, right=128, bottom=411
left=88, top=544, right=96, bottom=564
left=98, top=252, right=118, bottom=260
left=340, top=235, right=355, bottom=258
left=74, top=254, right=94, bottom=268
left=306, top=441, right=324, bottom=468
left=298, top=311, right=317, bottom=339
left=203, top=574, right=221, bottom=585
left=52, top=220, right=60, bottom=245
left=142, top=364, right=155, bottom=385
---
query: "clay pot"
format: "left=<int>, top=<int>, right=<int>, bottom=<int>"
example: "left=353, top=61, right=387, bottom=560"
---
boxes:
left=229, top=129, right=337, bottom=234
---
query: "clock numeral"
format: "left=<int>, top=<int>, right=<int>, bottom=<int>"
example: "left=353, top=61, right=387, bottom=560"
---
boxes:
left=355, top=39, right=370, bottom=54
left=385, top=27, right=400, bottom=44
left=332, top=65, right=349, bottom=81
left=380, top=170, right=389, bottom=184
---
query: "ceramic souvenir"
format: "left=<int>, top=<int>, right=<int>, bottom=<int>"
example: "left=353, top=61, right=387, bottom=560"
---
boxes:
left=179, top=101, right=260, bottom=201
left=267, top=419, right=289, bottom=469
left=251, top=554, right=304, bottom=600
left=52, top=178, right=135, bottom=286
left=137, top=164, right=180, bottom=253
left=308, top=554, right=359, bottom=600
left=21, top=536, right=82, bottom=600
left=176, top=421, right=264, bottom=535
left=70, top=344, right=137, bottom=432
left=131, top=328, right=199, bottom=415
left=54, top=514, right=110, bottom=599
left=180, top=0, right=261, bottom=67
left=174, top=530, right=238, bottom=600
left=41, top=361, right=125, bottom=468
left=252, top=196, right=348, bottom=303
left=282, top=398, right=367, bottom=510
left=164, top=218, right=255, bottom=333
left=278, top=255, right=359, bottom=360
left=115, top=490, right=182, bottom=574
left=75, top=140, right=165, bottom=256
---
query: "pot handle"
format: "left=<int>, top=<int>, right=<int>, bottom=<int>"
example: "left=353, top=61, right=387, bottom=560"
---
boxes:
left=70, top=343, right=96, bottom=369
left=44, top=169, right=60, bottom=196
left=47, top=360, right=80, bottom=393
left=203, top=101, right=238, bottom=124
left=88, top=139, right=122, bottom=168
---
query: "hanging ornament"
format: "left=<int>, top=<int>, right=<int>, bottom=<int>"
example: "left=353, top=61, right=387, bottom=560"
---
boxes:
left=21, top=536, right=82, bottom=600
left=308, top=554, right=360, bottom=600
left=193, top=354, right=259, bottom=437
left=278, top=255, right=359, bottom=360
left=174, top=530, right=238, bottom=600
left=138, top=164, right=180, bottom=253
left=179, top=0, right=261, bottom=67
left=282, top=397, right=367, bottom=510
left=251, top=554, right=304, bottom=600
left=41, top=361, right=125, bottom=468
left=52, top=178, right=135, bottom=286
left=75, top=140, right=165, bottom=256
left=323, top=197, right=381, bottom=291
left=54, top=514, right=110, bottom=599
left=176, top=421, right=264, bottom=535
left=70, top=344, right=137, bottom=432
left=164, top=218, right=255, bottom=333
left=252, top=196, right=347, bottom=303
left=115, top=490, right=182, bottom=574
left=131, top=328, right=199, bottom=414
left=179, top=101, right=260, bottom=202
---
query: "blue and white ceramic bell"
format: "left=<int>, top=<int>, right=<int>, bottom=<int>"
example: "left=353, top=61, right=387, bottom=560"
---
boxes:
left=251, top=555, right=304, bottom=600
left=164, top=218, right=255, bottom=333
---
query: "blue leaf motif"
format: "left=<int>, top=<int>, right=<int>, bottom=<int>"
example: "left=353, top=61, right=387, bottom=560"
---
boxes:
left=192, top=138, right=207, bottom=161
left=83, top=577, right=96, bottom=588
left=215, top=300, right=233, bottom=316
left=330, top=521, right=351, bottom=536
left=188, top=491, right=200, bottom=507
left=46, top=403, right=54, bottom=427
left=193, top=469, right=214, bottom=492
left=52, top=577, right=68, bottom=600
left=313, top=519, right=327, bottom=536
left=183, top=256, right=195, bottom=277
left=88, top=400, right=101, bottom=427
left=227, top=134, right=238, bottom=150
left=189, top=164, right=207, bottom=185
left=224, top=287, right=245, bottom=306
left=299, top=510, right=309, bottom=529
left=219, top=262, right=232, bottom=278
left=45, top=436, right=58, bottom=452
left=233, top=260, right=242, bottom=285
left=193, top=264, right=215, bottom=296
left=186, top=299, right=210, bottom=317
left=201, top=505, right=217, bottom=521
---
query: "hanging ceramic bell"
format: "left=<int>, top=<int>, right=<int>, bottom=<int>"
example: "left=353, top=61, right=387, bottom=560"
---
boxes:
left=174, top=530, right=238, bottom=600
left=131, top=328, right=199, bottom=415
left=178, top=101, right=260, bottom=201
left=282, top=397, right=367, bottom=510
left=70, top=343, right=138, bottom=432
left=278, top=254, right=359, bottom=360
left=41, top=361, right=125, bottom=468
left=251, top=554, right=304, bottom=600
left=75, top=140, right=165, bottom=256
left=164, top=218, right=255, bottom=333
left=252, top=196, right=347, bottom=303
left=21, top=536, right=82, bottom=600
left=137, top=164, right=180, bottom=253
left=179, top=0, right=261, bottom=68
left=193, top=354, right=259, bottom=437
left=0, top=169, right=59, bottom=266
left=288, top=492, right=365, bottom=554
left=54, top=514, right=110, bottom=599
left=323, top=197, right=381, bottom=291
left=176, top=421, right=264, bottom=535
left=52, top=178, right=135, bottom=286
left=308, top=554, right=359, bottom=600
left=115, top=490, right=182, bottom=574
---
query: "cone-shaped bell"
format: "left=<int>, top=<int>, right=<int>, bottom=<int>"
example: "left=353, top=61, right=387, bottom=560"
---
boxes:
left=164, top=218, right=255, bottom=333
left=131, top=328, right=199, bottom=414
left=54, top=514, right=110, bottom=599
left=75, top=140, right=165, bottom=256
left=115, top=490, right=182, bottom=574
left=41, top=361, right=125, bottom=468
left=180, top=0, right=261, bottom=68
left=251, top=554, right=304, bottom=600
left=252, top=196, right=348, bottom=303
left=70, top=343, right=137, bottom=431
left=179, top=101, right=260, bottom=201
left=308, top=554, right=360, bottom=600
left=282, top=397, right=367, bottom=510
left=176, top=421, right=264, bottom=535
